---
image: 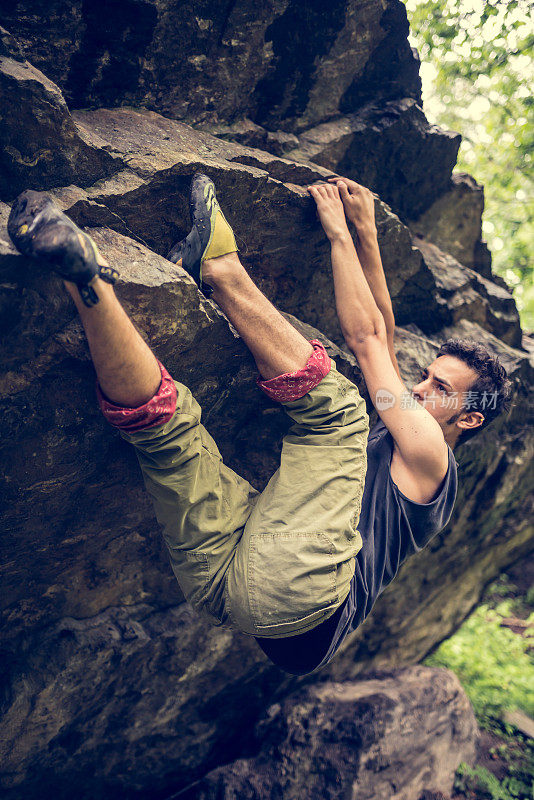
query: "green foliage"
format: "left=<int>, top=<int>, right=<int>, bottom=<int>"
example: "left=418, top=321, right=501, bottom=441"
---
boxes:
left=424, top=572, right=534, bottom=798
left=424, top=597, right=534, bottom=727
left=454, top=755, right=534, bottom=800
left=406, top=0, right=534, bottom=332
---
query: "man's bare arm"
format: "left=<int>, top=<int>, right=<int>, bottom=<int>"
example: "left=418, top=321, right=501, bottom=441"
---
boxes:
left=355, top=230, right=401, bottom=378
left=307, top=182, right=386, bottom=350
left=328, top=176, right=401, bottom=380
left=307, top=182, right=448, bottom=491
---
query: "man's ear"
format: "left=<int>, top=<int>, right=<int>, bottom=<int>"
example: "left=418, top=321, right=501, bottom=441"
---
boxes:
left=457, top=410, right=485, bottom=433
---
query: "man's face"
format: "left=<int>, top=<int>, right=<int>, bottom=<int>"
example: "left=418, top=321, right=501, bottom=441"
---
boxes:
left=411, top=355, right=481, bottom=430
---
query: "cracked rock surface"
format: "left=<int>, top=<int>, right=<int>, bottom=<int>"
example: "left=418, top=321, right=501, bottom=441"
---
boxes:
left=179, top=666, right=478, bottom=800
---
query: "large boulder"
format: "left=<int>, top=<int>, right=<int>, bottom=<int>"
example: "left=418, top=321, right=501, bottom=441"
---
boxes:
left=58, top=105, right=519, bottom=350
left=1, top=210, right=532, bottom=799
left=0, top=12, right=532, bottom=800
left=30, top=104, right=427, bottom=347
left=179, top=666, right=478, bottom=800
left=0, top=213, right=331, bottom=799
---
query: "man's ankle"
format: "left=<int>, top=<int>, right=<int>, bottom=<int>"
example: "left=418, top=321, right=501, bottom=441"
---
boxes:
left=63, top=276, right=113, bottom=307
left=202, top=252, right=244, bottom=288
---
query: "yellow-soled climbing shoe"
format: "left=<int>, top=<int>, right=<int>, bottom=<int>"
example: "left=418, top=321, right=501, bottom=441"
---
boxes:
left=7, top=189, right=119, bottom=307
left=167, top=172, right=237, bottom=298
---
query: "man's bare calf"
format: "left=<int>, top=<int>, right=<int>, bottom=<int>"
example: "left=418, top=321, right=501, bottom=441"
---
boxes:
left=65, top=250, right=313, bottom=407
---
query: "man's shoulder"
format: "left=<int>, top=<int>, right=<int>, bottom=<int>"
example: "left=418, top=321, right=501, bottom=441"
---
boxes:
left=369, top=414, right=457, bottom=505
left=389, top=441, right=453, bottom=504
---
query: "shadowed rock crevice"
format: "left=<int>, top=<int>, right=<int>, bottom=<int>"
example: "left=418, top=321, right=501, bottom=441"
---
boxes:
left=0, top=28, right=123, bottom=200
left=340, top=0, right=421, bottom=112
left=65, top=0, right=158, bottom=108
left=252, top=0, right=349, bottom=128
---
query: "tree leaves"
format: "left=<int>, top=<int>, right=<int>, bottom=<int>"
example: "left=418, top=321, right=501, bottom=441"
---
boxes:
left=406, top=0, right=533, bottom=331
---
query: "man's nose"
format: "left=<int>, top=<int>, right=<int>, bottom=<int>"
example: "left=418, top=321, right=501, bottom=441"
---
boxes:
left=413, top=378, right=431, bottom=398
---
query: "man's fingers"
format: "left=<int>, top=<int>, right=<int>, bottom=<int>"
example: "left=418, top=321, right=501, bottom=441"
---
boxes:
left=309, top=184, right=326, bottom=199
left=328, top=175, right=364, bottom=193
left=307, top=186, right=321, bottom=206
left=307, top=183, right=341, bottom=201
left=318, top=182, right=339, bottom=197
left=328, top=177, right=349, bottom=192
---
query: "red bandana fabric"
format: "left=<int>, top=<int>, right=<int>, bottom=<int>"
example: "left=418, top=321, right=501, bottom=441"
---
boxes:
left=256, top=339, right=332, bottom=401
left=97, top=340, right=332, bottom=431
left=97, top=360, right=177, bottom=431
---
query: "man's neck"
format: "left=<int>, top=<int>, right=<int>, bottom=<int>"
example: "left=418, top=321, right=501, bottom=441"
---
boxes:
left=443, top=428, right=459, bottom=450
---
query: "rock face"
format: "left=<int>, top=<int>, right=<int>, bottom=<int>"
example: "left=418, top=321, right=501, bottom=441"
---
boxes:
left=1, top=0, right=421, bottom=131
left=285, top=98, right=461, bottom=221
left=180, top=666, right=479, bottom=800
left=0, top=27, right=121, bottom=201
left=414, top=237, right=521, bottom=347
left=408, top=173, right=493, bottom=278
left=0, top=7, right=532, bottom=800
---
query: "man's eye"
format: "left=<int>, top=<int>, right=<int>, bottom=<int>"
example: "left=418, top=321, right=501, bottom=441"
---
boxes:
left=438, top=385, right=447, bottom=393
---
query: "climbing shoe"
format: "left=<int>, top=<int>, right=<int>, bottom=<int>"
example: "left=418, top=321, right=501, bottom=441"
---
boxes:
left=7, top=190, right=119, bottom=307
left=167, top=172, right=238, bottom=298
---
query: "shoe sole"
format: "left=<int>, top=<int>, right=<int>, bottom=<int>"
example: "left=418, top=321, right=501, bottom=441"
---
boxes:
left=190, top=173, right=220, bottom=295
left=167, top=173, right=222, bottom=298
left=8, top=190, right=119, bottom=306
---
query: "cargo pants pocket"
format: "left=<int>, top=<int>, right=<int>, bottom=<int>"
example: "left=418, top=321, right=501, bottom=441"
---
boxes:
left=247, top=530, right=340, bottom=635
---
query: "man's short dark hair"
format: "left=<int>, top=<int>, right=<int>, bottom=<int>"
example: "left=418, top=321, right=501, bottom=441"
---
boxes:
left=436, top=338, right=513, bottom=444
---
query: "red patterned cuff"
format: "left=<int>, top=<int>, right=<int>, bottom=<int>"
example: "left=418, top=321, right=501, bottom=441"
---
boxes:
left=97, top=360, right=177, bottom=431
left=256, top=339, right=332, bottom=402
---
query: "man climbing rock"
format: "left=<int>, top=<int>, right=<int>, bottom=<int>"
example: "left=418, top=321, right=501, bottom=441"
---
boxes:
left=7, top=173, right=512, bottom=674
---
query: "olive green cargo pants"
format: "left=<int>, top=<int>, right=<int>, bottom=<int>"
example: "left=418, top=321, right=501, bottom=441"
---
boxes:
left=119, top=361, right=369, bottom=638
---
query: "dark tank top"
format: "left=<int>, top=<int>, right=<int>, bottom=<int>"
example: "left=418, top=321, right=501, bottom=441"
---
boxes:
left=255, top=417, right=459, bottom=674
